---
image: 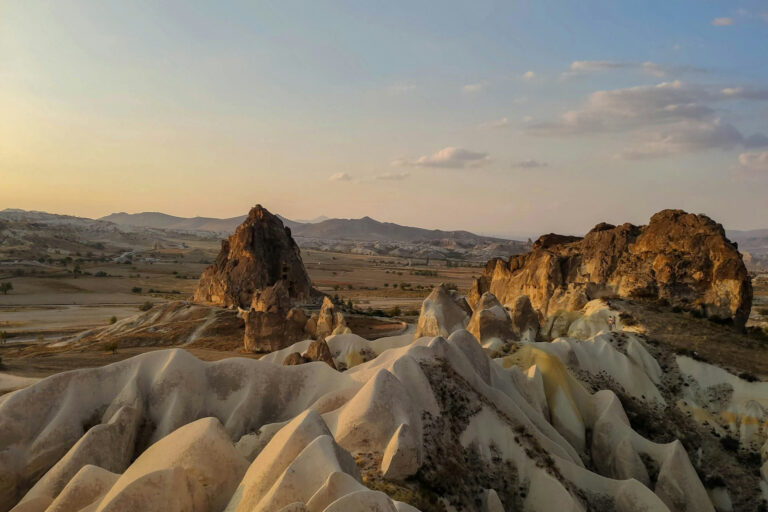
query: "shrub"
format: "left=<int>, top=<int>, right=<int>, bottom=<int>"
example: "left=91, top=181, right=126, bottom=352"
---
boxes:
left=109, top=316, right=117, bottom=325
left=138, top=301, right=153, bottom=312
left=95, top=271, right=108, bottom=277
left=444, top=282, right=459, bottom=291
left=131, top=287, right=142, bottom=293
left=104, top=342, right=118, bottom=354
left=0, top=282, right=13, bottom=295
left=386, top=306, right=401, bottom=317
left=738, top=372, right=758, bottom=382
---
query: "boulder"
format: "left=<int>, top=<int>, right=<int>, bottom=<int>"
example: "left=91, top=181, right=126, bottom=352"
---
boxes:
left=303, top=339, right=337, bottom=370
left=467, top=293, right=514, bottom=345
left=315, top=297, right=348, bottom=338
left=283, top=352, right=309, bottom=366
left=194, top=205, right=313, bottom=308
left=414, top=285, right=471, bottom=338
left=506, top=295, right=540, bottom=342
left=470, top=209, right=752, bottom=330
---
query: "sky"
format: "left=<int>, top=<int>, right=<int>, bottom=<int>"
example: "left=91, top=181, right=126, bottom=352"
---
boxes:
left=1, top=1, right=767, bottom=237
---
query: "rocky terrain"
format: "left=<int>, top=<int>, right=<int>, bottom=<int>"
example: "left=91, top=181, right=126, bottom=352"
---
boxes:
left=471, top=210, right=753, bottom=331
left=0, top=207, right=766, bottom=512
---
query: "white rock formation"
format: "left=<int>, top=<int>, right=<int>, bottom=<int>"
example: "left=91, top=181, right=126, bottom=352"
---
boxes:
left=1, top=292, right=765, bottom=511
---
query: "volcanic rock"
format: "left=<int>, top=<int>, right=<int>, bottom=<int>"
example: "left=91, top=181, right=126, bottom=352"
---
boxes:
left=467, top=292, right=514, bottom=346
left=414, top=284, right=471, bottom=338
left=314, top=297, right=349, bottom=338
left=470, top=209, right=752, bottom=330
left=193, top=205, right=313, bottom=308
left=303, top=339, right=337, bottom=369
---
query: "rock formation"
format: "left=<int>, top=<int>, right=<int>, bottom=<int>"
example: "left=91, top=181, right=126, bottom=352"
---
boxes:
left=414, top=284, right=471, bottom=338
left=6, top=321, right=763, bottom=510
left=192, top=205, right=353, bottom=353
left=466, top=292, right=514, bottom=348
left=313, top=296, right=350, bottom=338
left=282, top=339, right=337, bottom=369
left=193, top=205, right=313, bottom=308
left=470, top=209, right=752, bottom=330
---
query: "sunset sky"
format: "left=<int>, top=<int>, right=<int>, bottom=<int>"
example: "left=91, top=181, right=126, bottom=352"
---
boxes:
left=2, top=1, right=767, bottom=237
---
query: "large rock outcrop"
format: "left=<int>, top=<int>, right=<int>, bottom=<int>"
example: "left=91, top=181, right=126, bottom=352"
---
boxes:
left=470, top=209, right=752, bottom=330
left=194, top=205, right=313, bottom=308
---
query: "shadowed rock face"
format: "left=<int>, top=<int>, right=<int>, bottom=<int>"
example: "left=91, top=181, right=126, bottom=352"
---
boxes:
left=470, top=209, right=752, bottom=330
left=193, top=205, right=313, bottom=308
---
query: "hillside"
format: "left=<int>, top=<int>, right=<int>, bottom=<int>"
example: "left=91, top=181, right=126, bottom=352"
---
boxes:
left=100, top=212, right=246, bottom=234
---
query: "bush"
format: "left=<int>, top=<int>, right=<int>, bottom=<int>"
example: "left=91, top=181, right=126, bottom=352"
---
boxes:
left=131, top=287, right=142, bottom=293
left=0, top=282, right=13, bottom=295
left=109, top=316, right=117, bottom=325
left=443, top=282, right=459, bottom=291
left=138, top=301, right=153, bottom=312
left=757, top=307, right=768, bottom=316
left=104, top=341, right=118, bottom=354
left=738, top=372, right=758, bottom=382
left=385, top=306, right=401, bottom=317
left=95, top=271, right=108, bottom=277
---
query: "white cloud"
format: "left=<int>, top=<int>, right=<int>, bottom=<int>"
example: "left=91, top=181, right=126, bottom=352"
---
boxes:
left=528, top=80, right=768, bottom=159
left=522, top=71, right=536, bottom=80
left=462, top=82, right=486, bottom=93
left=712, top=17, right=733, bottom=26
left=395, top=147, right=490, bottom=169
left=376, top=171, right=410, bottom=181
left=329, top=172, right=351, bottom=181
left=738, top=151, right=768, bottom=172
left=617, top=119, right=745, bottom=159
left=479, top=117, right=510, bottom=129
left=528, top=81, right=716, bottom=135
left=512, top=159, right=548, bottom=168
left=722, top=87, right=768, bottom=100
left=570, top=60, right=624, bottom=72
left=561, top=60, right=703, bottom=79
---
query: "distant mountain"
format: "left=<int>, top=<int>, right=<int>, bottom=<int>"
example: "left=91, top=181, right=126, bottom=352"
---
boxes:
left=289, top=216, right=511, bottom=244
left=100, top=211, right=518, bottom=244
left=100, top=212, right=246, bottom=233
left=728, top=229, right=768, bottom=254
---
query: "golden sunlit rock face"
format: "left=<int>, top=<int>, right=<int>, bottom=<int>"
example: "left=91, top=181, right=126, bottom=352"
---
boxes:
left=470, top=209, right=752, bottom=330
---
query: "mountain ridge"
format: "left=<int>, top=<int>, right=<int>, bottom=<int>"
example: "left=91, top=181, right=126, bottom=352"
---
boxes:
left=100, top=210, right=520, bottom=244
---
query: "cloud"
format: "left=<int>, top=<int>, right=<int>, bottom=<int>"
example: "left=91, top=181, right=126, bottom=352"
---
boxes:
left=737, top=151, right=768, bottom=173
left=527, top=80, right=768, bottom=159
left=395, top=147, right=490, bottom=169
left=462, top=82, right=486, bottom=93
left=522, top=71, right=536, bottom=80
left=617, top=119, right=747, bottom=159
left=376, top=171, right=410, bottom=181
left=722, top=87, right=768, bottom=100
left=479, top=117, right=510, bottom=129
left=512, top=159, right=548, bottom=168
left=561, top=60, right=704, bottom=79
left=329, top=172, right=351, bottom=181
left=712, top=17, right=734, bottom=26
left=528, top=81, right=716, bottom=135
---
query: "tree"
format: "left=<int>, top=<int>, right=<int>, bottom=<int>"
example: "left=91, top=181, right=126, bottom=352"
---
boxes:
left=0, top=282, right=12, bottom=295
left=0, top=331, right=7, bottom=344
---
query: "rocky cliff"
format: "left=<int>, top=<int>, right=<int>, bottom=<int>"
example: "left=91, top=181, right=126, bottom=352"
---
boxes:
left=193, top=205, right=313, bottom=308
left=470, top=209, right=752, bottom=330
